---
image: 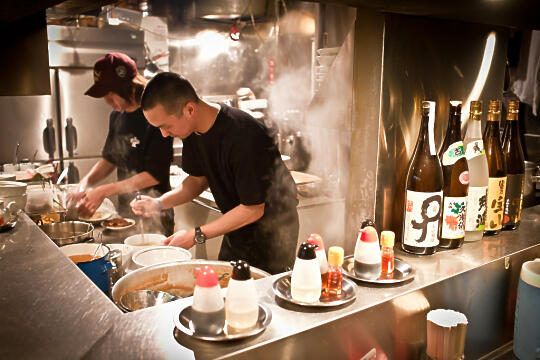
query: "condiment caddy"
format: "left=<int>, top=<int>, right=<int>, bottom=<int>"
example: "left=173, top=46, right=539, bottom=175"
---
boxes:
left=273, top=236, right=357, bottom=307
left=173, top=263, right=272, bottom=341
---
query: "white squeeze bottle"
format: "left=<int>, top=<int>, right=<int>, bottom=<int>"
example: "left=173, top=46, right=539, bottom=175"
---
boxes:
left=191, top=266, right=225, bottom=336
left=291, top=242, right=322, bottom=303
left=354, top=226, right=382, bottom=280
left=463, top=101, right=489, bottom=242
left=225, top=260, right=259, bottom=330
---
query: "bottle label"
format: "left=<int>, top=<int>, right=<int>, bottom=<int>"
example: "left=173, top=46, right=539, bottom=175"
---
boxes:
left=459, top=171, right=470, bottom=185
left=465, top=140, right=485, bottom=160
left=485, top=177, right=507, bottom=231
left=440, top=196, right=467, bottom=239
left=442, top=141, right=465, bottom=165
left=403, top=190, right=442, bottom=247
left=503, top=174, right=524, bottom=226
left=465, top=186, right=487, bottom=231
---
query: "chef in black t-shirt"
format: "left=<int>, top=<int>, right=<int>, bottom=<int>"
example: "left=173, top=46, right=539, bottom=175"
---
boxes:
left=131, top=72, right=299, bottom=274
left=69, top=53, right=174, bottom=235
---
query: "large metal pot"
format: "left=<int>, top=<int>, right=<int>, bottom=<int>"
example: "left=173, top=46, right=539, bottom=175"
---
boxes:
left=40, top=220, right=94, bottom=246
left=524, top=161, right=540, bottom=208
left=112, top=260, right=270, bottom=308
left=0, top=180, right=27, bottom=213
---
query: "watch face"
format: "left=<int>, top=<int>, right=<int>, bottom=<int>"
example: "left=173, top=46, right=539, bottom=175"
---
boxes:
left=195, top=228, right=206, bottom=244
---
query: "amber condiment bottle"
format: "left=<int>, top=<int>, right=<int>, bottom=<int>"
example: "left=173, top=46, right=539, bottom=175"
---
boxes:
left=326, top=246, right=344, bottom=295
left=380, top=231, right=395, bottom=277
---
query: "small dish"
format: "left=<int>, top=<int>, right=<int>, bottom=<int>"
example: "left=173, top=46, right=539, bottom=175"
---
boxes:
left=272, top=273, right=357, bottom=307
left=342, top=255, right=415, bottom=284
left=102, top=217, right=135, bottom=231
left=119, top=290, right=178, bottom=312
left=79, top=210, right=113, bottom=223
left=173, top=303, right=272, bottom=341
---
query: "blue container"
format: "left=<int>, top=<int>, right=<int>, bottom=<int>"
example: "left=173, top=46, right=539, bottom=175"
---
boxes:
left=514, top=258, right=540, bottom=360
left=60, top=243, right=113, bottom=295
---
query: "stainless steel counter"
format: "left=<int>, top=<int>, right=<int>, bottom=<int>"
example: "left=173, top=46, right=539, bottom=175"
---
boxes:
left=2, top=207, right=539, bottom=359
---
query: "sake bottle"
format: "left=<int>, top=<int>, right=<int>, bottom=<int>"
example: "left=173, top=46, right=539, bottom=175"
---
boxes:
left=438, top=101, right=469, bottom=249
left=483, top=100, right=507, bottom=235
left=463, top=101, right=489, bottom=242
left=402, top=101, right=444, bottom=255
left=502, top=100, right=525, bottom=230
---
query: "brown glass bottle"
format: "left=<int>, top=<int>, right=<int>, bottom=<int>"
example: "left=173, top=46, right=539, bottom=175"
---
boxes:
left=438, top=101, right=469, bottom=249
left=483, top=100, right=507, bottom=235
left=502, top=100, right=525, bottom=230
left=402, top=101, right=444, bottom=255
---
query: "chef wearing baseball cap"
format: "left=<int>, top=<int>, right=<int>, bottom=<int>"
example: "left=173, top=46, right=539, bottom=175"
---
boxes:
left=69, top=52, right=174, bottom=235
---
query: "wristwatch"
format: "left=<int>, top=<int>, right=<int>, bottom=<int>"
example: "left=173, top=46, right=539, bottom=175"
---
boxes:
left=194, top=226, right=207, bottom=245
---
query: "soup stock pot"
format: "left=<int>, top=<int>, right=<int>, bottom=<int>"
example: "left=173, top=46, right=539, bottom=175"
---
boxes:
left=60, top=243, right=121, bottom=295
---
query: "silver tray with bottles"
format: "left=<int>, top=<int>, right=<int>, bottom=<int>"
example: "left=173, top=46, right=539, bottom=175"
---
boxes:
left=342, top=255, right=415, bottom=284
left=272, top=273, right=357, bottom=307
left=173, top=303, right=272, bottom=341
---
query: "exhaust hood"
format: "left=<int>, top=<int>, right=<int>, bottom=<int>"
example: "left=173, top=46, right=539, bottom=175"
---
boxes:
left=195, top=0, right=270, bottom=21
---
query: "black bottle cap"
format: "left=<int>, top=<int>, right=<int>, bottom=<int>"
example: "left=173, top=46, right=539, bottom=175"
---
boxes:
left=230, top=260, right=251, bottom=280
left=297, top=242, right=317, bottom=260
left=361, top=219, right=376, bottom=229
left=449, top=101, right=462, bottom=115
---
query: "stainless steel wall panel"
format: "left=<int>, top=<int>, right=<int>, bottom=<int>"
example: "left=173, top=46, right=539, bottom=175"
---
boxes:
left=375, top=15, right=508, bottom=239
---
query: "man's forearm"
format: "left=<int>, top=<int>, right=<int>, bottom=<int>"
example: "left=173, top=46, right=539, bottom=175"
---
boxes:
left=200, top=203, right=264, bottom=239
left=160, top=175, right=207, bottom=210
left=98, top=171, right=158, bottom=197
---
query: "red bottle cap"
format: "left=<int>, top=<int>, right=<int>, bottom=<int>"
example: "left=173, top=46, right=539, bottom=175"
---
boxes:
left=360, top=226, right=379, bottom=243
left=195, top=266, right=219, bottom=288
left=306, top=233, right=325, bottom=252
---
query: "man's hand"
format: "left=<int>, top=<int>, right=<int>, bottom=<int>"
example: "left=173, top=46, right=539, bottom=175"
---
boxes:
left=130, top=195, right=160, bottom=217
left=77, top=187, right=106, bottom=217
left=66, top=185, right=86, bottom=209
left=164, top=229, right=196, bottom=249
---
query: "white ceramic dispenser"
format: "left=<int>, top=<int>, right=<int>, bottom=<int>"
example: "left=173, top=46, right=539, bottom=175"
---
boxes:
left=191, top=265, right=225, bottom=336
left=353, top=226, right=382, bottom=279
left=291, top=242, right=322, bottom=303
left=225, top=260, right=259, bottom=330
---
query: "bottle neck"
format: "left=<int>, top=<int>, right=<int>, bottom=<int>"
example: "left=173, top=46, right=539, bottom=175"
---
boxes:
left=445, top=113, right=463, bottom=142
left=419, top=113, right=436, bottom=155
left=466, top=119, right=483, bottom=139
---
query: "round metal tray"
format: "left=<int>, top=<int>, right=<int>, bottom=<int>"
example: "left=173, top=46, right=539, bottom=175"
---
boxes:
left=173, top=303, right=272, bottom=341
left=342, top=255, right=415, bottom=284
left=272, top=273, right=357, bottom=307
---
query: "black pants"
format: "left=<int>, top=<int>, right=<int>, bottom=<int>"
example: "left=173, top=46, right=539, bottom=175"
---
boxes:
left=218, top=208, right=299, bottom=275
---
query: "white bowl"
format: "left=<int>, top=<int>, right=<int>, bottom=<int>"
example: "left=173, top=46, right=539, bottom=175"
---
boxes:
left=124, top=233, right=167, bottom=247
left=131, top=246, right=192, bottom=269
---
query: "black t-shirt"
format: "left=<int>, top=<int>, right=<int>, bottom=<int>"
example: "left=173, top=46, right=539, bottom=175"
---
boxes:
left=182, top=104, right=298, bottom=272
left=102, top=108, right=173, bottom=212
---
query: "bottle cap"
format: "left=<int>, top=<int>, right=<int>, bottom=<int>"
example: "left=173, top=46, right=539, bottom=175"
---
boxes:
left=470, top=100, right=482, bottom=121
left=381, top=231, right=395, bottom=247
left=195, top=265, right=219, bottom=288
left=306, top=233, right=325, bottom=252
left=230, top=260, right=251, bottom=281
left=449, top=101, right=462, bottom=115
left=360, top=219, right=376, bottom=229
left=507, top=100, right=519, bottom=120
left=328, top=246, right=344, bottom=265
left=360, top=226, right=379, bottom=243
left=487, top=100, right=501, bottom=122
left=297, top=242, right=317, bottom=260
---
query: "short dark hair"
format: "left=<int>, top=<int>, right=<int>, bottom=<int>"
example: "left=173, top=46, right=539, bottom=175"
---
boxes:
left=141, top=72, right=200, bottom=116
